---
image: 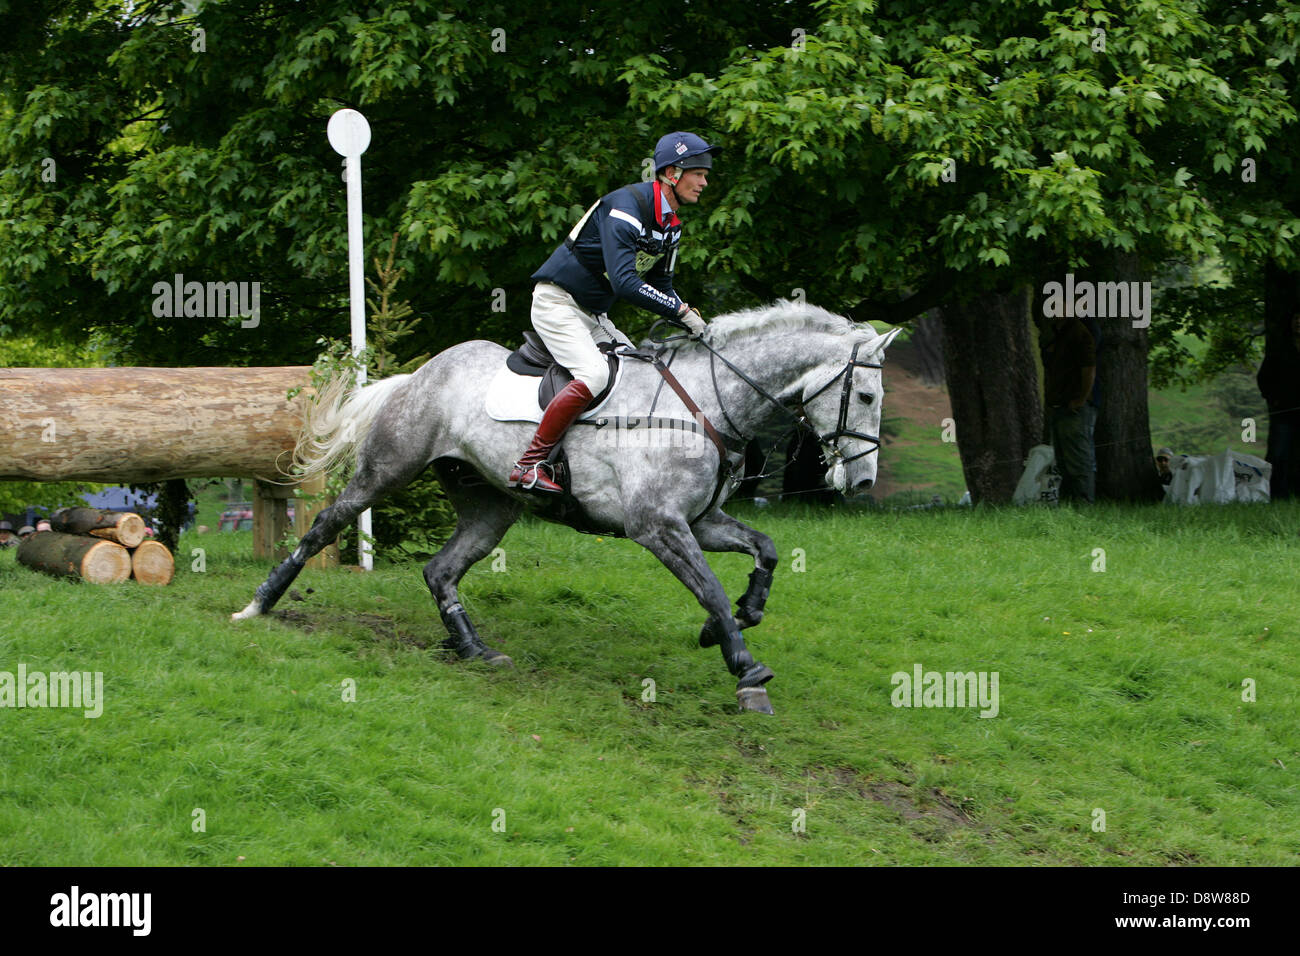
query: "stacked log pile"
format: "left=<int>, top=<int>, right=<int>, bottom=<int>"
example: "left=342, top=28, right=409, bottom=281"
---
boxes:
left=15, top=508, right=174, bottom=585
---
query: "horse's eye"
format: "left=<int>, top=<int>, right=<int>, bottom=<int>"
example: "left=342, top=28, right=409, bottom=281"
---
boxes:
left=857, top=391, right=875, bottom=406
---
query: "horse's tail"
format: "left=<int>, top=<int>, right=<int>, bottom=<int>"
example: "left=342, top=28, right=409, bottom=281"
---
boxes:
left=289, top=370, right=413, bottom=481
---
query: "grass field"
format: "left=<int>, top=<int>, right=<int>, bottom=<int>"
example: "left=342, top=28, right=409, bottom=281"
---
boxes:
left=2, top=499, right=1297, bottom=866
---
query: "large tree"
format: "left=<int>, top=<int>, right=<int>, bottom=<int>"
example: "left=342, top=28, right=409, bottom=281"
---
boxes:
left=621, top=0, right=1297, bottom=500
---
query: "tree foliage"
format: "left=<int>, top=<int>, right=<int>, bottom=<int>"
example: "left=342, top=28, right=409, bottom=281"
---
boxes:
left=0, top=0, right=820, bottom=364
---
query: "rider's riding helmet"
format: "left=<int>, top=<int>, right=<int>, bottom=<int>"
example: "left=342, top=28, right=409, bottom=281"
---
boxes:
left=653, top=132, right=721, bottom=184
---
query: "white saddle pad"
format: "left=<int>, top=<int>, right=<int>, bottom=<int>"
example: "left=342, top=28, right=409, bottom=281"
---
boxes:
left=484, top=361, right=625, bottom=424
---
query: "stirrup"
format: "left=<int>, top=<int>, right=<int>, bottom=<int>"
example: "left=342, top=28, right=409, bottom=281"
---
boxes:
left=512, top=459, right=555, bottom=491
left=521, top=461, right=549, bottom=490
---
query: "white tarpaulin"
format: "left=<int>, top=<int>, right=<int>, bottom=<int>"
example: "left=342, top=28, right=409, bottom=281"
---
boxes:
left=1166, top=450, right=1271, bottom=504
left=1012, top=444, right=1061, bottom=505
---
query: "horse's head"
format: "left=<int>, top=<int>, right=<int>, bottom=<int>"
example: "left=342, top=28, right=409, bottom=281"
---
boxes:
left=798, top=326, right=902, bottom=496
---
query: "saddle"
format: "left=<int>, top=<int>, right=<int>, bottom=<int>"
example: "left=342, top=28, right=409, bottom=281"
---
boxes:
left=495, top=330, right=741, bottom=533
left=505, top=331, right=621, bottom=409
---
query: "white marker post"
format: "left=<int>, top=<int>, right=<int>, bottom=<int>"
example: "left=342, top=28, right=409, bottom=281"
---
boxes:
left=327, top=108, right=374, bottom=571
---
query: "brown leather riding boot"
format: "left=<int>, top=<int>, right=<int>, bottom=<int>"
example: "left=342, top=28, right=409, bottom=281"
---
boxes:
left=507, top=380, right=594, bottom=493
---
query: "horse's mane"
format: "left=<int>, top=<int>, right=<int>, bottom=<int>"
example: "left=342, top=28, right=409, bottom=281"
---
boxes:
left=685, top=299, right=873, bottom=350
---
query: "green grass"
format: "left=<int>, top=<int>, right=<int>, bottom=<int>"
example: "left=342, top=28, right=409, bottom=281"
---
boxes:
left=1, top=501, right=1297, bottom=865
left=880, top=412, right=967, bottom=503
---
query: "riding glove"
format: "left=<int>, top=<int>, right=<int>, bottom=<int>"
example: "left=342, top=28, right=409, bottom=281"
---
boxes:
left=678, top=307, right=707, bottom=338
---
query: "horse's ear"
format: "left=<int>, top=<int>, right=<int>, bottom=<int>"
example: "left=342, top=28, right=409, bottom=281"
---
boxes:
left=869, top=327, right=902, bottom=357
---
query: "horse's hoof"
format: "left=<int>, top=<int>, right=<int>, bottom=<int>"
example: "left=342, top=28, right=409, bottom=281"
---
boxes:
left=479, top=649, right=515, bottom=668
left=737, top=686, right=775, bottom=715
left=460, top=643, right=514, bottom=668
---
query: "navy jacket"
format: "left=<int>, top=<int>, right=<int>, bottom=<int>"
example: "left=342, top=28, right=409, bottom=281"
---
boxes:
left=532, top=181, right=683, bottom=319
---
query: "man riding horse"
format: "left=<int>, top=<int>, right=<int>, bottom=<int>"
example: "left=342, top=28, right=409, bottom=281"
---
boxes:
left=506, top=131, right=718, bottom=494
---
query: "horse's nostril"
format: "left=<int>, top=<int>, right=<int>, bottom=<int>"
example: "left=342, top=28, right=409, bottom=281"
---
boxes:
left=855, top=477, right=874, bottom=493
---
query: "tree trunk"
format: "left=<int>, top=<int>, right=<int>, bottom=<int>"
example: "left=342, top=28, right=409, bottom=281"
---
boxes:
left=131, top=540, right=175, bottom=585
left=909, top=310, right=946, bottom=386
left=1091, top=252, right=1164, bottom=502
left=1259, top=260, right=1300, bottom=499
left=49, top=506, right=146, bottom=548
left=16, top=531, right=132, bottom=583
left=940, top=285, right=1042, bottom=503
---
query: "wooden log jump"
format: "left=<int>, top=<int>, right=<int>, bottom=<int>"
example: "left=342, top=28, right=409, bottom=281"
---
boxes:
left=0, top=367, right=337, bottom=567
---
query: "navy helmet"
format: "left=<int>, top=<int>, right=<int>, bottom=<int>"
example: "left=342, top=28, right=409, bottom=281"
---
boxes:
left=653, top=131, right=720, bottom=174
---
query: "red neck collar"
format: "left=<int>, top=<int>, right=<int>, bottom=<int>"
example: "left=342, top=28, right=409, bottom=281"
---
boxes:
left=653, top=181, right=681, bottom=227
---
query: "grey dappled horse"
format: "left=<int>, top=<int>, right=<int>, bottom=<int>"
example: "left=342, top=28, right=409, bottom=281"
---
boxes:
left=233, top=300, right=900, bottom=714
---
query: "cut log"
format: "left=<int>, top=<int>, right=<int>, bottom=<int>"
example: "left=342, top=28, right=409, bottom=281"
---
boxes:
left=16, top=531, right=131, bottom=584
left=130, top=540, right=174, bottom=585
left=0, top=366, right=312, bottom=483
left=50, top=506, right=146, bottom=548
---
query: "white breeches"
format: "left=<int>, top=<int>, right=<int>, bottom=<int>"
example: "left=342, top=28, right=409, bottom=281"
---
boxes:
left=530, top=282, right=631, bottom=393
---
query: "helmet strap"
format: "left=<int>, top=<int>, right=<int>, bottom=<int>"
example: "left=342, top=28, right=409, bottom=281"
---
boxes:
left=655, top=170, right=686, bottom=210
left=660, top=167, right=682, bottom=206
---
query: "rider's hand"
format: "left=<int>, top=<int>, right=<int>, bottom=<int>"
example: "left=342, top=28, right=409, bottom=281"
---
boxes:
left=677, top=304, right=706, bottom=338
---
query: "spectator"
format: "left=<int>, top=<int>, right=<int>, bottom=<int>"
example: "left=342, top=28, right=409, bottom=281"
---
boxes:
left=35, top=519, right=51, bottom=532
left=1154, top=447, right=1175, bottom=486
left=1041, top=313, right=1098, bottom=503
left=17, top=525, right=35, bottom=540
left=0, top=521, right=16, bottom=548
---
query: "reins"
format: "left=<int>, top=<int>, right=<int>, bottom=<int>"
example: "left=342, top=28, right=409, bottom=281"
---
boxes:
left=643, top=320, right=885, bottom=489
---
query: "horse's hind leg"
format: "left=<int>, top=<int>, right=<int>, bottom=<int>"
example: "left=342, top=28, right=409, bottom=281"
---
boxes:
left=628, top=514, right=775, bottom=714
left=691, top=509, right=778, bottom=648
left=424, top=459, right=522, bottom=667
left=231, top=442, right=428, bottom=621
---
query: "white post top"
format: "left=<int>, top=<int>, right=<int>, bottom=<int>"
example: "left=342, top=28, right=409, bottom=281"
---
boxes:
left=327, top=108, right=372, bottom=157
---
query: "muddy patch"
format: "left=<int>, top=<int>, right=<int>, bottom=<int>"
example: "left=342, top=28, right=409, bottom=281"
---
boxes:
left=271, top=608, right=428, bottom=649
left=807, top=766, right=975, bottom=841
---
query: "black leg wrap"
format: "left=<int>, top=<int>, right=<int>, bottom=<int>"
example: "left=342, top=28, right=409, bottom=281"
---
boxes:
left=736, top=661, right=775, bottom=689
left=439, top=603, right=512, bottom=666
left=735, top=566, right=773, bottom=628
left=719, top=627, right=755, bottom=676
left=717, top=623, right=773, bottom=688
left=255, top=554, right=305, bottom=613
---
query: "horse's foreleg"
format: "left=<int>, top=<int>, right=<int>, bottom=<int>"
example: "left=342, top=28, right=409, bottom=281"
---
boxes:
left=630, top=517, right=775, bottom=714
left=691, top=509, right=778, bottom=647
left=423, top=460, right=522, bottom=666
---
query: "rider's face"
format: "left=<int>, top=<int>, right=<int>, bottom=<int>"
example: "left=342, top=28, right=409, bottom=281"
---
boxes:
left=675, top=168, right=708, bottom=202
